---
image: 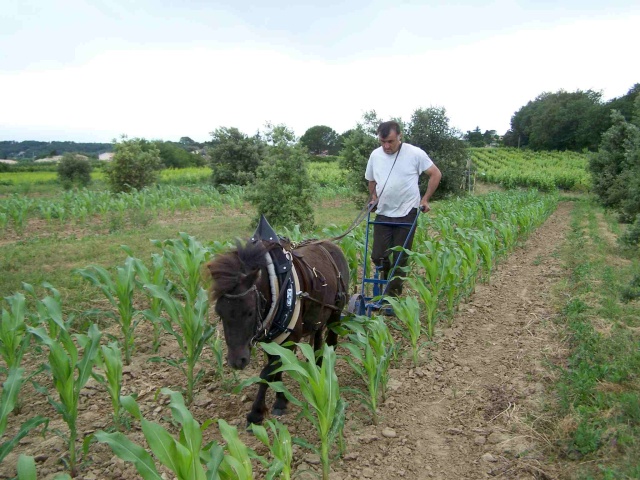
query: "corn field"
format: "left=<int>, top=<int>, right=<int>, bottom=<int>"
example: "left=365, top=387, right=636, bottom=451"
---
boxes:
left=0, top=184, right=560, bottom=478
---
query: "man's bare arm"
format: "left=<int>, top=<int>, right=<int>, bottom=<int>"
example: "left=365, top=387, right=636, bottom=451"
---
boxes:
left=419, top=164, right=442, bottom=213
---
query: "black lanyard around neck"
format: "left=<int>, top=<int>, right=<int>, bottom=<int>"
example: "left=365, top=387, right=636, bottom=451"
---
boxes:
left=376, top=142, right=403, bottom=204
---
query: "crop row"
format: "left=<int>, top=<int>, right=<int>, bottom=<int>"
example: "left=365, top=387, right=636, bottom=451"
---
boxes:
left=0, top=185, right=246, bottom=235
left=0, top=163, right=346, bottom=189
left=0, top=190, right=557, bottom=479
left=0, top=163, right=349, bottom=235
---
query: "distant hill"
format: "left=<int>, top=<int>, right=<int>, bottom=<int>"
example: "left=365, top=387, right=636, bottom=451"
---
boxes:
left=0, top=141, right=113, bottom=160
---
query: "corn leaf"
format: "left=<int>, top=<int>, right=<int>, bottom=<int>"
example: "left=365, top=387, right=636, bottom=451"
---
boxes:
left=94, top=431, right=163, bottom=480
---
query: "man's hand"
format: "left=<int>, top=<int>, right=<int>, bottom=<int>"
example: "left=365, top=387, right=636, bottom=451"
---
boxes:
left=368, top=193, right=378, bottom=210
left=419, top=200, right=430, bottom=213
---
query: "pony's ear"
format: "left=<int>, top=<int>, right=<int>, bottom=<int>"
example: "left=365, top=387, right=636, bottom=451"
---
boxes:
left=241, top=268, right=261, bottom=287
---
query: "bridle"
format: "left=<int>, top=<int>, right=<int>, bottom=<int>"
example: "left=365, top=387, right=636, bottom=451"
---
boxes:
left=221, top=283, right=268, bottom=346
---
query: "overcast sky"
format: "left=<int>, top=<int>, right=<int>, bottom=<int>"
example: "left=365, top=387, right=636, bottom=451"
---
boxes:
left=1, top=0, right=639, bottom=143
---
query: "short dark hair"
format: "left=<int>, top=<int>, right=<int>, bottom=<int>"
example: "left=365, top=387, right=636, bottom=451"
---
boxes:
left=377, top=121, right=401, bottom=138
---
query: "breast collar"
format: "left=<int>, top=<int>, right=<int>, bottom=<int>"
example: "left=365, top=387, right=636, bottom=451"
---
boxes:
left=251, top=245, right=301, bottom=345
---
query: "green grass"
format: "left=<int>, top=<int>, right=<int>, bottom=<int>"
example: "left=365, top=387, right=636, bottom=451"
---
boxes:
left=551, top=199, right=640, bottom=478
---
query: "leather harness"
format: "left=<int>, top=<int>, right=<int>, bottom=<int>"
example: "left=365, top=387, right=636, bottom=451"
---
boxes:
left=223, top=215, right=347, bottom=345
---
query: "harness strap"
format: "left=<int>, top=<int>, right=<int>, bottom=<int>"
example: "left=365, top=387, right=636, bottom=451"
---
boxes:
left=293, top=244, right=347, bottom=314
left=272, top=265, right=302, bottom=345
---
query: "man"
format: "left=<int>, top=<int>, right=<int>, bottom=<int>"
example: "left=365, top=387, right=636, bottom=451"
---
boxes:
left=365, top=121, right=442, bottom=297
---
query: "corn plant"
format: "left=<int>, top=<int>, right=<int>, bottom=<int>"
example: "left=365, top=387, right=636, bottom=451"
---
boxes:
left=402, top=242, right=445, bottom=303
left=16, top=454, right=74, bottom=479
left=211, top=418, right=255, bottom=480
left=22, top=282, right=71, bottom=340
left=75, top=257, right=139, bottom=365
left=153, top=233, right=210, bottom=300
left=258, top=342, right=346, bottom=480
left=251, top=419, right=293, bottom=480
left=93, top=342, right=123, bottom=430
left=475, top=230, right=496, bottom=281
left=28, top=324, right=101, bottom=476
left=439, top=244, right=462, bottom=321
left=207, top=330, right=225, bottom=381
left=127, top=251, right=170, bottom=352
left=386, top=296, right=423, bottom=366
left=0, top=368, right=48, bottom=464
left=339, top=316, right=394, bottom=424
left=405, top=277, right=439, bottom=340
left=454, top=231, right=480, bottom=298
left=0, top=293, right=31, bottom=372
left=144, top=286, right=214, bottom=405
left=8, top=197, right=30, bottom=234
left=95, top=389, right=256, bottom=480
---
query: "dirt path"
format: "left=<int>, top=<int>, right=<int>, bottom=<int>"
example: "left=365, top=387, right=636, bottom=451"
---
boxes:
left=328, top=202, right=571, bottom=480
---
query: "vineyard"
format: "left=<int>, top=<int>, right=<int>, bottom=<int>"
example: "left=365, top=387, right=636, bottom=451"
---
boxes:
left=0, top=185, right=558, bottom=479
left=470, top=147, right=591, bottom=192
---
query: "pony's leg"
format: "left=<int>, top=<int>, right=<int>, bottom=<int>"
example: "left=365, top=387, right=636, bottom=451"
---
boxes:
left=313, top=328, right=325, bottom=366
left=271, top=369, right=288, bottom=416
left=247, top=353, right=278, bottom=425
left=326, top=310, right=343, bottom=347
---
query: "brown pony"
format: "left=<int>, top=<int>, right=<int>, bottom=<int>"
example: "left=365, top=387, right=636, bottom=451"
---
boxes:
left=206, top=239, right=349, bottom=425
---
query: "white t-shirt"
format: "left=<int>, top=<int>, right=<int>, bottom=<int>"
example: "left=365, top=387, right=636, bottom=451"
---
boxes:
left=365, top=143, right=433, bottom=217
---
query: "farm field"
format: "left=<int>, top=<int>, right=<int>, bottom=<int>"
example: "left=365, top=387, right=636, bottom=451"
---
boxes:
left=2, top=157, right=639, bottom=479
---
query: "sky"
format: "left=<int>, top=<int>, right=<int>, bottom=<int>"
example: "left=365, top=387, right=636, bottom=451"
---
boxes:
left=1, top=0, right=639, bottom=143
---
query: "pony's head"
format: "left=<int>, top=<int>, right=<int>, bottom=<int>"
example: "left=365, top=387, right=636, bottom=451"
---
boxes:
left=207, top=241, right=271, bottom=369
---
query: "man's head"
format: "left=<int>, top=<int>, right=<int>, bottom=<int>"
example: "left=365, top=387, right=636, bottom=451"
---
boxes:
left=377, top=121, right=402, bottom=155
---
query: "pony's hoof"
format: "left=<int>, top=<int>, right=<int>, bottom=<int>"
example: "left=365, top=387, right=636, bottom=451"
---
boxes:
left=271, top=407, right=287, bottom=417
left=246, top=413, right=264, bottom=426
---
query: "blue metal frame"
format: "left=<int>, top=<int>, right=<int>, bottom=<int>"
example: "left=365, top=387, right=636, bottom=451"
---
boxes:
left=356, top=209, right=422, bottom=316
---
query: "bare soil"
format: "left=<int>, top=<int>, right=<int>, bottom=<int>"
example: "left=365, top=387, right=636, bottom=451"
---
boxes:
left=0, top=203, right=572, bottom=480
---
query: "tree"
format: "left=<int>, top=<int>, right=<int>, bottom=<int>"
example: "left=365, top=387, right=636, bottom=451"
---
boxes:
left=154, top=141, right=203, bottom=168
left=208, top=127, right=265, bottom=186
left=504, top=89, right=607, bottom=151
left=57, top=153, right=92, bottom=189
left=106, top=137, right=163, bottom=193
left=589, top=110, right=640, bottom=222
left=300, top=125, right=339, bottom=155
left=247, top=125, right=315, bottom=230
left=605, top=83, right=640, bottom=124
left=406, top=107, right=467, bottom=198
left=482, top=130, right=499, bottom=146
left=464, top=127, right=485, bottom=147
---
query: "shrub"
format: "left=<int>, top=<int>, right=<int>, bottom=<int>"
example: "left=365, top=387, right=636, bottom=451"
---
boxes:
left=247, top=126, right=314, bottom=230
left=106, top=137, right=163, bottom=193
left=619, top=214, right=640, bottom=247
left=339, top=127, right=378, bottom=204
left=589, top=111, right=640, bottom=222
left=209, top=127, right=265, bottom=186
left=57, top=153, right=92, bottom=189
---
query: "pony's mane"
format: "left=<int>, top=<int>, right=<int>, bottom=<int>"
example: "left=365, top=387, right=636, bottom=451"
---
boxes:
left=207, top=240, right=277, bottom=299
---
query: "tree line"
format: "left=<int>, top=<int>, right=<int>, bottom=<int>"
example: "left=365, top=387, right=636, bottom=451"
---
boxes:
left=0, top=141, right=113, bottom=160
left=503, top=83, right=639, bottom=151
